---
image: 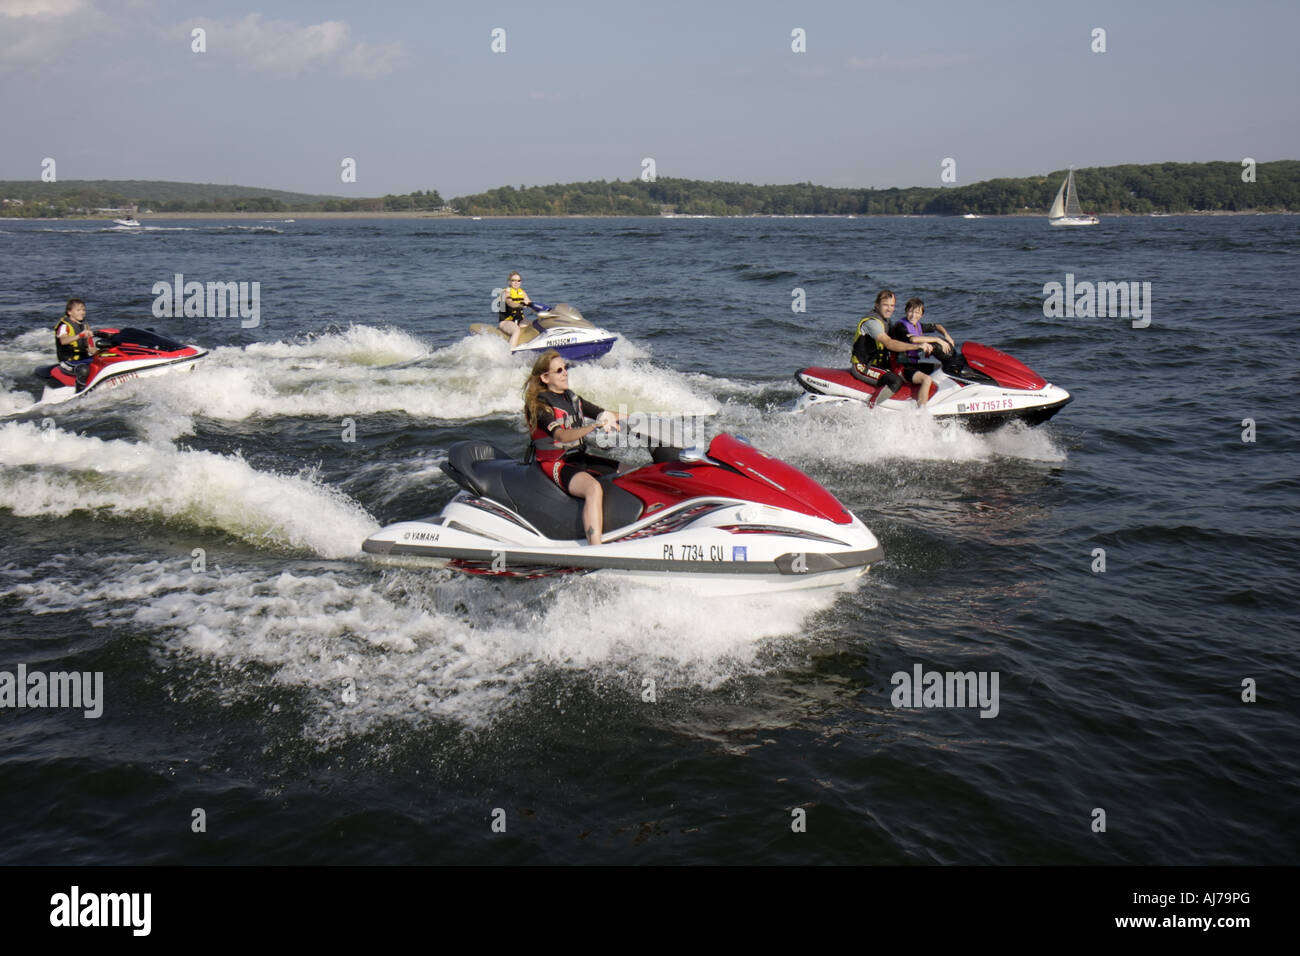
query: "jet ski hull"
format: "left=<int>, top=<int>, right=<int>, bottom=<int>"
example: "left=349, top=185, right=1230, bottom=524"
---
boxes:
left=795, top=342, right=1071, bottom=429
left=469, top=324, right=617, bottom=362
left=469, top=302, right=618, bottom=362
left=363, top=434, right=883, bottom=595
left=364, top=504, right=880, bottom=594
left=34, top=327, right=207, bottom=405
left=515, top=328, right=616, bottom=361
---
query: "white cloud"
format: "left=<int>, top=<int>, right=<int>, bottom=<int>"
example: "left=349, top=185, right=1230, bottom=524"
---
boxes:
left=341, top=40, right=408, bottom=78
left=197, top=14, right=407, bottom=77
left=0, top=0, right=99, bottom=64
left=0, top=0, right=90, bottom=16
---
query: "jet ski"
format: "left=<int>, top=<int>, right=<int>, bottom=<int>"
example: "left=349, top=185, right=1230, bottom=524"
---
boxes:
left=363, top=424, right=883, bottom=595
left=469, top=303, right=618, bottom=362
left=33, top=327, right=207, bottom=405
left=794, top=342, right=1071, bottom=429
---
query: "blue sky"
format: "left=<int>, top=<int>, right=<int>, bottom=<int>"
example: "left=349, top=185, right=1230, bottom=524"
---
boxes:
left=2, top=0, right=1296, bottom=196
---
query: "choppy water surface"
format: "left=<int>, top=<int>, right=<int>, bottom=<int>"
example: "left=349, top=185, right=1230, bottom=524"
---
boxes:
left=0, top=215, right=1296, bottom=864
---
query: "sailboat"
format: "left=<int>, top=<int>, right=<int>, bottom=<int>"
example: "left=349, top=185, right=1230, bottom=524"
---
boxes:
left=1048, top=168, right=1098, bottom=227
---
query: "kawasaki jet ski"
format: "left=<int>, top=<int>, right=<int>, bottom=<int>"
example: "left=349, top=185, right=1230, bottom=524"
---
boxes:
left=363, top=425, right=883, bottom=595
left=34, top=327, right=207, bottom=405
left=794, top=342, right=1071, bottom=429
left=470, top=303, right=618, bottom=362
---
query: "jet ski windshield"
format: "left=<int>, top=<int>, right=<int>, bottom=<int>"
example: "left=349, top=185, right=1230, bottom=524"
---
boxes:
left=101, top=327, right=190, bottom=351
left=534, top=313, right=598, bottom=331
left=533, top=303, right=599, bottom=330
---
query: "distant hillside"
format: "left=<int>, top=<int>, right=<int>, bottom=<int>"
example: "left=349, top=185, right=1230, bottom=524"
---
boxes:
left=0, top=180, right=445, bottom=216
left=447, top=161, right=1300, bottom=216
left=3, top=162, right=1297, bottom=217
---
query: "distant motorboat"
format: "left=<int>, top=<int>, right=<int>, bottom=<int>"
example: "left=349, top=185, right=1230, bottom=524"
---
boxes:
left=112, top=217, right=141, bottom=227
left=962, top=213, right=983, bottom=219
left=1048, top=169, right=1098, bottom=226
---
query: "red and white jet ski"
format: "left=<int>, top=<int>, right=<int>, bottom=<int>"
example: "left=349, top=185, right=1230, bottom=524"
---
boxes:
left=363, top=428, right=883, bottom=595
left=794, top=342, right=1071, bottom=429
left=34, top=327, right=207, bottom=405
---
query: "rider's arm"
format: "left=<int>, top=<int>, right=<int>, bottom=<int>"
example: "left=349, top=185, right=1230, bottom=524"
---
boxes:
left=876, top=331, right=931, bottom=354
left=542, top=396, right=620, bottom=443
left=56, top=321, right=96, bottom=352
left=551, top=421, right=600, bottom=442
left=924, top=323, right=955, bottom=347
left=550, top=412, right=623, bottom=442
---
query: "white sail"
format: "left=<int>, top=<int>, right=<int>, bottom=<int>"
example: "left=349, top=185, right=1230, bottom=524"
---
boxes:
left=1048, top=178, right=1067, bottom=219
left=1048, top=168, right=1098, bottom=226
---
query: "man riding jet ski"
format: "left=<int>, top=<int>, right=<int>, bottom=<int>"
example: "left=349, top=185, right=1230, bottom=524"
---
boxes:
left=362, top=418, right=884, bottom=595
left=794, top=341, right=1071, bottom=429
left=795, top=293, right=1069, bottom=429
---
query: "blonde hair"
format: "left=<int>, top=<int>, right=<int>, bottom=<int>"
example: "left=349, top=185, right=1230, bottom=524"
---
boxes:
left=523, top=349, right=562, bottom=430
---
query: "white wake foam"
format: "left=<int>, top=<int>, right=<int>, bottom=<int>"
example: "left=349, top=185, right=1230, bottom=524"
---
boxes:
left=721, top=399, right=1068, bottom=464
left=0, top=420, right=376, bottom=557
left=9, top=556, right=851, bottom=740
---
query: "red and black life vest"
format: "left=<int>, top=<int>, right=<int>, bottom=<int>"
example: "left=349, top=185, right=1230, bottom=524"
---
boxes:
left=530, top=389, right=588, bottom=466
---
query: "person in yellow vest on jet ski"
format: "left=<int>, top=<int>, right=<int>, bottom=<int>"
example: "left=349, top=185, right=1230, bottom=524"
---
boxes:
left=498, top=270, right=535, bottom=348
left=53, top=298, right=98, bottom=391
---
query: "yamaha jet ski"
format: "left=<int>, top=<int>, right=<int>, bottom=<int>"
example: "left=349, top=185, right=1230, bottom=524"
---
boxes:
left=794, top=342, right=1071, bottom=430
left=34, top=327, right=207, bottom=405
left=363, top=424, right=883, bottom=595
left=469, top=303, right=618, bottom=362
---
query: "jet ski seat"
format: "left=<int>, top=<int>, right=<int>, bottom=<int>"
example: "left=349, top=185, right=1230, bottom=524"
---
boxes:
left=443, top=441, right=515, bottom=499
left=442, top=440, right=643, bottom=540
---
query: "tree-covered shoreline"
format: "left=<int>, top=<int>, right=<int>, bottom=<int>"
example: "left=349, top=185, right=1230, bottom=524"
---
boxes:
left=3, top=161, right=1296, bottom=218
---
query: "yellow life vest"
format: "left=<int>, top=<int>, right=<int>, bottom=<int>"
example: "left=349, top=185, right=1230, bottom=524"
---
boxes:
left=501, top=285, right=527, bottom=318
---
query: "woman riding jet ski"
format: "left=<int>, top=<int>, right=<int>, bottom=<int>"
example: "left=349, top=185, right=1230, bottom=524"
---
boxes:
left=363, top=353, right=883, bottom=595
left=35, top=314, right=207, bottom=405
left=469, top=302, right=618, bottom=363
